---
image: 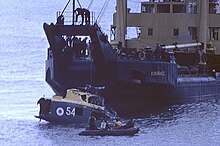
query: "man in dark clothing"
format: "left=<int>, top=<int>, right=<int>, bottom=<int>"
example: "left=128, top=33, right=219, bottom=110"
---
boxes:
left=75, top=8, right=85, bottom=25
left=88, top=114, right=98, bottom=130
left=75, top=8, right=90, bottom=25
left=56, top=14, right=64, bottom=25
left=83, top=9, right=90, bottom=25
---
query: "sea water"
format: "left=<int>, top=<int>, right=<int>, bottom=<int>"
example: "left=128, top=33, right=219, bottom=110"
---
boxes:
left=0, top=0, right=220, bottom=145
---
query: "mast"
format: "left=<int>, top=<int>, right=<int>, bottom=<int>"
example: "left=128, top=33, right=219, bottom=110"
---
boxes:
left=198, top=0, right=208, bottom=54
left=116, top=0, right=127, bottom=48
left=73, top=0, right=75, bottom=25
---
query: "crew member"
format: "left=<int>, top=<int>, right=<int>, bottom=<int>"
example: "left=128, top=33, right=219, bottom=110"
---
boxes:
left=100, top=119, right=111, bottom=130
left=83, top=8, right=90, bottom=25
left=56, top=14, right=64, bottom=25
left=75, top=8, right=85, bottom=25
left=122, top=119, right=134, bottom=129
left=114, top=118, right=122, bottom=129
left=88, top=113, right=98, bottom=130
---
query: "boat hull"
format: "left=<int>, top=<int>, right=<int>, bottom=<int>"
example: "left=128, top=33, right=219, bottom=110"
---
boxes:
left=36, top=100, right=107, bottom=124
left=78, top=127, right=139, bottom=136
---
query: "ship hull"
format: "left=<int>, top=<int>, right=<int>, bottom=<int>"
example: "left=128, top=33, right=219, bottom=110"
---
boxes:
left=46, top=63, right=220, bottom=117
left=102, top=77, right=220, bottom=117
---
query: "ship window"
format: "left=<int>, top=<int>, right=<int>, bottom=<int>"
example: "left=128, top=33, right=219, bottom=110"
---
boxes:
left=81, top=95, right=86, bottom=102
left=142, top=4, right=155, bottom=13
left=88, top=95, right=104, bottom=106
left=209, top=27, right=219, bottom=40
left=173, top=28, right=179, bottom=36
left=126, top=27, right=140, bottom=39
left=88, top=96, right=96, bottom=104
left=148, top=28, right=153, bottom=36
left=209, top=1, right=220, bottom=14
left=188, top=3, right=197, bottom=14
left=188, top=27, right=197, bottom=40
left=157, top=4, right=170, bottom=13
left=137, top=27, right=141, bottom=38
left=173, top=4, right=186, bottom=13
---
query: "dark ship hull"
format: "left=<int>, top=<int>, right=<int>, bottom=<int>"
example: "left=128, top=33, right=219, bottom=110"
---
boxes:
left=44, top=20, right=220, bottom=117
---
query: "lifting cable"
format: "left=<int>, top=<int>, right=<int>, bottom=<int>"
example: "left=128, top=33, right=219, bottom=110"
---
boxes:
left=87, top=0, right=94, bottom=9
left=76, top=0, right=82, bottom=8
left=61, top=0, right=71, bottom=15
left=95, top=0, right=110, bottom=24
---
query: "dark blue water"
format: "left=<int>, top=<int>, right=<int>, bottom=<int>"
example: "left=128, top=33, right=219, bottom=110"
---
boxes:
left=0, top=0, right=220, bottom=145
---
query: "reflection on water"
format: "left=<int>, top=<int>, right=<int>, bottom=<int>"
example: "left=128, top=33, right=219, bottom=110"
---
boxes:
left=1, top=100, right=220, bottom=145
left=136, top=100, right=220, bottom=145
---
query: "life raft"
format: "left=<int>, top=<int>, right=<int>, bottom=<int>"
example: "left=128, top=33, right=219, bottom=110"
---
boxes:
left=78, top=127, right=139, bottom=136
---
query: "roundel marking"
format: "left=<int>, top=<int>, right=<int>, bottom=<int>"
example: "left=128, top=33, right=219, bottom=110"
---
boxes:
left=56, top=107, right=64, bottom=116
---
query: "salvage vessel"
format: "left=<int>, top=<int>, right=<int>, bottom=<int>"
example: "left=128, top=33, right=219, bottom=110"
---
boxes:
left=43, top=0, right=220, bottom=117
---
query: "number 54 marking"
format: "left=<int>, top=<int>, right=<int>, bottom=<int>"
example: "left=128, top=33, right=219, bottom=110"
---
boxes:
left=66, top=107, right=76, bottom=116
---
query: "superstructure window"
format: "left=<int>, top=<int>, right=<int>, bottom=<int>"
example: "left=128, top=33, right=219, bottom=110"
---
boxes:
left=142, top=4, right=155, bottom=13
left=188, top=3, right=197, bottom=14
left=209, top=1, right=220, bottom=14
left=209, top=27, right=219, bottom=40
left=148, top=28, right=153, bottom=36
left=126, top=27, right=140, bottom=39
left=173, top=28, right=179, bottom=36
left=137, top=27, right=141, bottom=38
left=173, top=4, right=186, bottom=13
left=157, top=4, right=170, bottom=13
left=188, top=27, right=197, bottom=40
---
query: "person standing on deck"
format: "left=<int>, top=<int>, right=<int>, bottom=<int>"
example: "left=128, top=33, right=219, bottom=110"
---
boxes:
left=83, top=9, right=90, bottom=25
left=75, top=8, right=85, bottom=25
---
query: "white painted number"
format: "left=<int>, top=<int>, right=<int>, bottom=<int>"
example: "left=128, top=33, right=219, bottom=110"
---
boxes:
left=66, top=107, right=76, bottom=117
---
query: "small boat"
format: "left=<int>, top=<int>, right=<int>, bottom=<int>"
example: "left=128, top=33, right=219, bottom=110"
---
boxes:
left=78, top=127, right=139, bottom=136
left=35, top=88, right=116, bottom=124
